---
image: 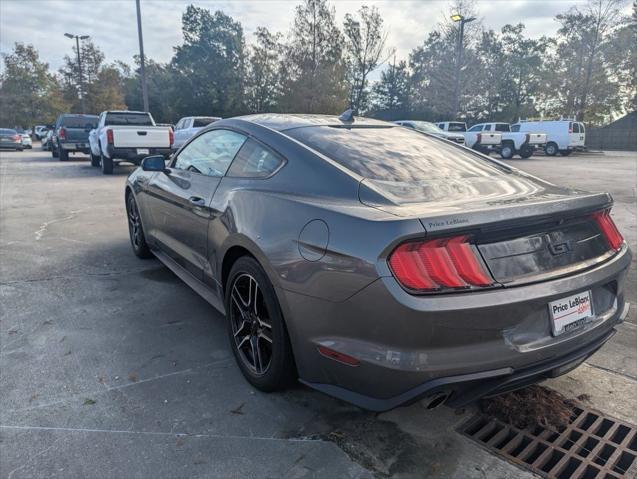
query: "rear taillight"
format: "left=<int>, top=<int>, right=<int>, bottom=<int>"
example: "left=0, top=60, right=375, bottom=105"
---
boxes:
left=58, top=128, right=66, bottom=140
left=169, top=128, right=174, bottom=146
left=13, top=135, right=20, bottom=141
left=477, top=133, right=482, bottom=143
left=593, top=210, right=624, bottom=251
left=388, top=235, right=494, bottom=293
left=106, top=129, right=114, bottom=144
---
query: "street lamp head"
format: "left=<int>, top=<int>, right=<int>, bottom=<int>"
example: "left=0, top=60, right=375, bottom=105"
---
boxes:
left=465, top=16, right=477, bottom=23
left=64, top=33, right=74, bottom=39
left=80, top=35, right=90, bottom=40
left=450, top=14, right=463, bottom=22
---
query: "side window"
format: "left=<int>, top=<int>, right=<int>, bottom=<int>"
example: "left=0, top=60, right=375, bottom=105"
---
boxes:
left=511, top=124, right=520, bottom=132
left=572, top=123, right=580, bottom=133
left=185, top=119, right=193, bottom=129
left=175, top=119, right=184, bottom=130
left=468, top=125, right=483, bottom=132
left=174, top=129, right=247, bottom=177
left=227, top=139, right=284, bottom=178
left=483, top=124, right=492, bottom=131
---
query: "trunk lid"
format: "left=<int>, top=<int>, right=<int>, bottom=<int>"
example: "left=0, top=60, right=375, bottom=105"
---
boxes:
left=112, top=127, right=171, bottom=148
left=360, top=170, right=614, bottom=285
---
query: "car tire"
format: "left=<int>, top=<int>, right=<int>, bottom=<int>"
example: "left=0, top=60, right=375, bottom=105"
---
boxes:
left=519, top=146, right=534, bottom=159
left=59, top=148, right=68, bottom=161
left=544, top=142, right=558, bottom=156
left=100, top=152, right=113, bottom=175
left=225, top=256, right=296, bottom=392
left=559, top=149, right=572, bottom=156
left=126, top=194, right=153, bottom=259
left=52, top=147, right=59, bottom=158
left=499, top=142, right=515, bottom=159
left=90, top=152, right=100, bottom=167
left=16, top=147, right=23, bottom=152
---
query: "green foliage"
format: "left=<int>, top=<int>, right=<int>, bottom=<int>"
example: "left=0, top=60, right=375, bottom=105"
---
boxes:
left=2, top=0, right=633, bottom=128
left=0, top=43, right=66, bottom=127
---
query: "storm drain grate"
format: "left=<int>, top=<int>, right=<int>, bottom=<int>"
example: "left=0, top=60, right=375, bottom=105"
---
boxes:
left=459, top=407, right=637, bottom=478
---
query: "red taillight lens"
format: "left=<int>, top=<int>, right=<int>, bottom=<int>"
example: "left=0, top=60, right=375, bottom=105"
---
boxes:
left=593, top=210, right=624, bottom=251
left=58, top=128, right=66, bottom=140
left=477, top=133, right=482, bottom=143
left=13, top=135, right=20, bottom=141
left=388, top=236, right=494, bottom=293
left=169, top=128, right=174, bottom=146
left=106, top=129, right=114, bottom=144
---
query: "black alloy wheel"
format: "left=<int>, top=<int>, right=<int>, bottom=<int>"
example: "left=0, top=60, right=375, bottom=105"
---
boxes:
left=126, top=194, right=152, bottom=258
left=229, top=273, right=274, bottom=376
left=225, top=257, right=295, bottom=391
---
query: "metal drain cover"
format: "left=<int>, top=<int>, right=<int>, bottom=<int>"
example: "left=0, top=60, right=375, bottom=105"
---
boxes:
left=460, top=406, right=637, bottom=478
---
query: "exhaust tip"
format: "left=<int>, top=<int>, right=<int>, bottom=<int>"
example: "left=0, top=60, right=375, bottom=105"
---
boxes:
left=421, top=391, right=451, bottom=410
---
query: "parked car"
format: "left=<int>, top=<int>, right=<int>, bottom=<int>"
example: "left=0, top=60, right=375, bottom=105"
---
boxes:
left=51, top=114, right=98, bottom=161
left=90, top=110, right=173, bottom=174
left=42, top=130, right=54, bottom=151
left=172, top=116, right=221, bottom=150
left=34, top=125, right=49, bottom=140
left=437, top=121, right=502, bottom=152
left=125, top=113, right=631, bottom=412
left=469, top=122, right=546, bottom=159
left=17, top=130, right=33, bottom=149
left=513, top=119, right=586, bottom=156
left=0, top=129, right=24, bottom=151
left=394, top=120, right=465, bottom=144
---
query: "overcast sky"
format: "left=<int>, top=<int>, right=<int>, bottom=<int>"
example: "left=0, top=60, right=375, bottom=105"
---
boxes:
left=1, top=0, right=631, bottom=76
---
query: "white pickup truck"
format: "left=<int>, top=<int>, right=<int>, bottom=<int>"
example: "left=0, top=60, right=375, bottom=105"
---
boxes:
left=89, top=110, right=173, bottom=174
left=470, top=122, right=546, bottom=159
left=436, top=121, right=502, bottom=153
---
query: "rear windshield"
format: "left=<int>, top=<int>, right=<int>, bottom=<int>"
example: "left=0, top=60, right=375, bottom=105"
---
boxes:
left=60, top=115, right=99, bottom=128
left=511, top=124, right=521, bottom=132
left=447, top=122, right=466, bottom=132
left=286, top=126, right=509, bottom=182
left=0, top=129, right=17, bottom=135
left=105, top=113, right=154, bottom=126
left=193, top=118, right=219, bottom=128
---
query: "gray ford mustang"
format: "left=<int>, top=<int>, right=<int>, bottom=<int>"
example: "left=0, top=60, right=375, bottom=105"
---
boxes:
left=125, top=114, right=631, bottom=411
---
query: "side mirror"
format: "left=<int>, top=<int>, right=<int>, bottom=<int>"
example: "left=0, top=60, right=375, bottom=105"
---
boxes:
left=141, top=155, right=167, bottom=172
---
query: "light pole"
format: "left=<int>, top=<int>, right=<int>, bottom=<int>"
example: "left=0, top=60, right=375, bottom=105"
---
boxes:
left=64, top=33, right=89, bottom=114
left=136, top=0, right=149, bottom=112
left=450, top=14, right=476, bottom=117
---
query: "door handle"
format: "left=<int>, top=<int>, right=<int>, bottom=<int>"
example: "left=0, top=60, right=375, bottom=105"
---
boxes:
left=188, top=196, right=206, bottom=207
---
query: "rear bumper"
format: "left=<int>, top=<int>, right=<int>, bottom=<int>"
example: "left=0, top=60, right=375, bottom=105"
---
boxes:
left=281, top=245, right=631, bottom=411
left=0, top=142, right=23, bottom=149
left=107, top=146, right=171, bottom=163
left=60, top=142, right=90, bottom=152
left=302, top=322, right=621, bottom=411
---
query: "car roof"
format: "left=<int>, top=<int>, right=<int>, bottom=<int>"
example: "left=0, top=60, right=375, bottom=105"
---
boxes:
left=61, top=113, right=98, bottom=118
left=232, top=113, right=392, bottom=132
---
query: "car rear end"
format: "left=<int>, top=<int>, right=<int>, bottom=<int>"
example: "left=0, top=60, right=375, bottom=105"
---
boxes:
left=569, top=122, right=586, bottom=150
left=58, top=114, right=98, bottom=154
left=20, top=132, right=33, bottom=149
left=104, top=112, right=173, bottom=163
left=0, top=129, right=23, bottom=150
left=282, top=124, right=631, bottom=411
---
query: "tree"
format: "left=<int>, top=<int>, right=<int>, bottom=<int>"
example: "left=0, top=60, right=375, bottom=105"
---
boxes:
left=280, top=0, right=348, bottom=113
left=370, top=58, right=410, bottom=114
left=59, top=40, right=106, bottom=112
left=0, top=43, right=66, bottom=127
left=245, top=28, right=283, bottom=113
left=343, top=5, right=390, bottom=113
left=543, top=0, right=626, bottom=123
left=172, top=6, right=247, bottom=117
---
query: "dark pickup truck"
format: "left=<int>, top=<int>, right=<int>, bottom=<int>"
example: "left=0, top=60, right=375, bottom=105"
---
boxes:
left=52, top=113, right=99, bottom=161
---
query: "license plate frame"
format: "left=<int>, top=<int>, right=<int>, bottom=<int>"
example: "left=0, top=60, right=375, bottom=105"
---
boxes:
left=548, top=290, right=594, bottom=336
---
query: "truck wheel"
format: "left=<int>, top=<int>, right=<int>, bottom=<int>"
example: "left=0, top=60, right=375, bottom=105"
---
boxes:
left=520, top=146, right=534, bottom=159
left=544, top=142, right=558, bottom=156
left=59, top=148, right=69, bottom=161
left=559, top=149, right=572, bottom=156
left=90, top=152, right=100, bottom=167
left=100, top=152, right=113, bottom=175
left=500, top=142, right=515, bottom=159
